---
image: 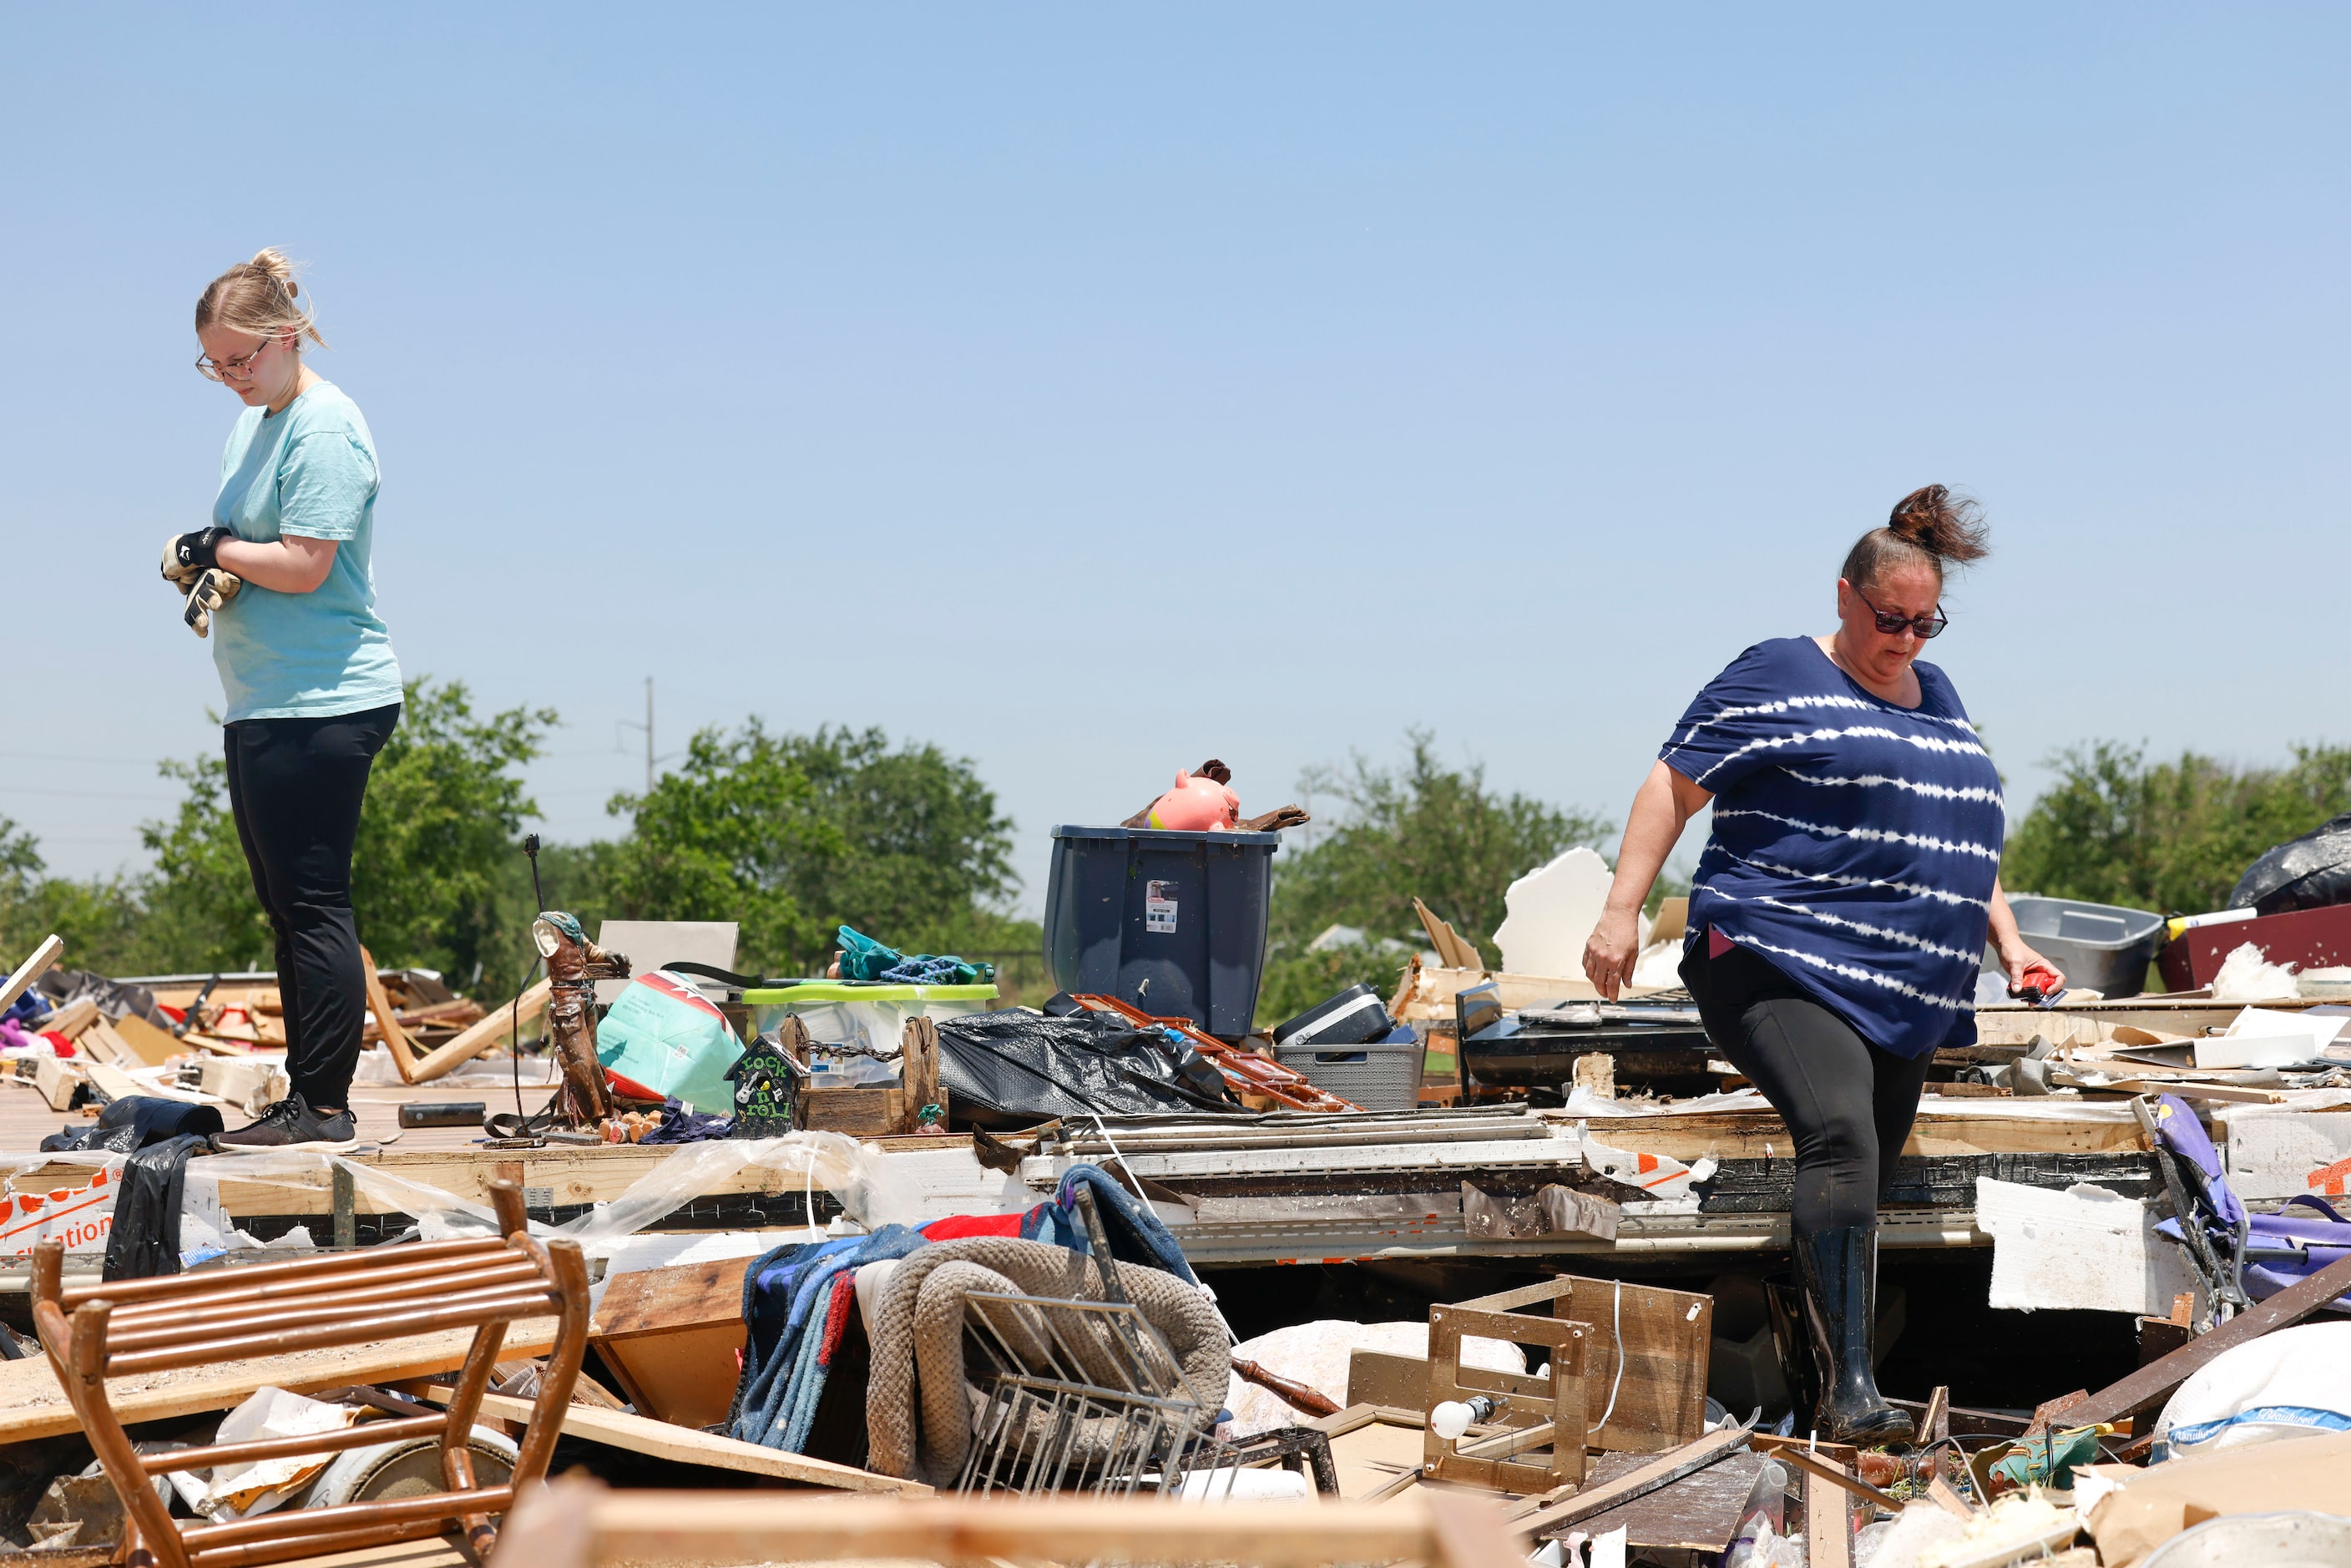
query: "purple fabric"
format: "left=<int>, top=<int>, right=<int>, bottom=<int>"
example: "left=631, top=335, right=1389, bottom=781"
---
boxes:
left=2151, top=1094, right=2247, bottom=1229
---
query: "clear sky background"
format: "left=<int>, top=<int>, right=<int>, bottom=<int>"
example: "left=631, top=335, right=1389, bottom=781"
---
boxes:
left=4, top=7, right=2346, bottom=921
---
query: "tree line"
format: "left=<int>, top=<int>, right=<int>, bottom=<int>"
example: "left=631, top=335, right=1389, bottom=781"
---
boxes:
left=0, top=678, right=1029, bottom=994
left=5, top=695, right=2347, bottom=1018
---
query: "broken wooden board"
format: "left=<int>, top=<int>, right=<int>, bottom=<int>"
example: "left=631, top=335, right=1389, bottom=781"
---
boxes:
left=1569, top=1446, right=1768, bottom=1556
left=421, top=1384, right=926, bottom=1495
left=0, top=937, right=62, bottom=1016
left=1516, top=1425, right=1752, bottom=1535
left=589, top=1255, right=754, bottom=1428
left=1805, top=1459, right=1855, bottom=1568
left=32, top=1059, right=84, bottom=1113
left=32, top=998, right=97, bottom=1043
left=0, top=1318, right=561, bottom=1443
left=407, top=979, right=550, bottom=1082
left=360, top=945, right=420, bottom=1085
left=1588, top=1108, right=2147, bottom=1162
left=2072, top=1249, right=2351, bottom=1426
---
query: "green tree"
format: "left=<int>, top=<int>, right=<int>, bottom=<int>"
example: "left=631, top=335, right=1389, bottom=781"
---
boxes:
left=0, top=817, right=174, bottom=977
left=601, top=722, right=1016, bottom=975
left=137, top=677, right=554, bottom=979
left=1256, top=732, right=1612, bottom=1023
left=2004, top=741, right=2351, bottom=914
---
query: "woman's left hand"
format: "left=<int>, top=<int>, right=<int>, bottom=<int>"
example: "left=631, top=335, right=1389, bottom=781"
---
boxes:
left=2000, top=942, right=2064, bottom=995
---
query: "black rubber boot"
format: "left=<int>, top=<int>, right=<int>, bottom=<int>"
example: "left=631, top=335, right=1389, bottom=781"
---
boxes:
left=1792, top=1225, right=1914, bottom=1445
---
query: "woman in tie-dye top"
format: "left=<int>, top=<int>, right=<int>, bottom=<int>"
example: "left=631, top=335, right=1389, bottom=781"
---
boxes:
left=1582, top=485, right=2057, bottom=1446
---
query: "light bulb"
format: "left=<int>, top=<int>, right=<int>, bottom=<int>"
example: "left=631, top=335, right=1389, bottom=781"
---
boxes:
left=1431, top=1395, right=1496, bottom=1441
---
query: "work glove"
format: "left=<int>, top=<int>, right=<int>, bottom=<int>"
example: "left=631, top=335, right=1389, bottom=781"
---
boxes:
left=182, top=569, right=240, bottom=639
left=161, top=527, right=235, bottom=589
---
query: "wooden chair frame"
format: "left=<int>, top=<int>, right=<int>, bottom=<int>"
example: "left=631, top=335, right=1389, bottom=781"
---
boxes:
left=31, top=1180, right=588, bottom=1568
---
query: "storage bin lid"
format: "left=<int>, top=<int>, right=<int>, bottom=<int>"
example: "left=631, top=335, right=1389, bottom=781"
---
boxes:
left=1050, top=824, right=1280, bottom=847
left=741, top=983, right=999, bottom=1004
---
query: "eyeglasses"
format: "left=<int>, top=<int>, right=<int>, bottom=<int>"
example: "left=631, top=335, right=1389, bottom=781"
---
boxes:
left=1855, top=588, right=1947, bottom=639
left=195, top=335, right=279, bottom=382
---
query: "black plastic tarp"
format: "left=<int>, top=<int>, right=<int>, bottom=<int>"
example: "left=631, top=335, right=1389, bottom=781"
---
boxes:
left=937, top=1008, right=1241, bottom=1127
left=2230, top=812, right=2351, bottom=917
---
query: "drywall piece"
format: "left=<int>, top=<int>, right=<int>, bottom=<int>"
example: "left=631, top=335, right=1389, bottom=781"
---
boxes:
left=1494, top=847, right=1613, bottom=981
left=593, top=920, right=739, bottom=1006
left=1975, top=1177, right=2197, bottom=1315
left=2219, top=1109, right=2351, bottom=1201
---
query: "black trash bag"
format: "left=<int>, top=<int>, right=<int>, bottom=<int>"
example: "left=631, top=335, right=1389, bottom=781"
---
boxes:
left=2229, top=812, right=2351, bottom=917
left=40, top=1095, right=224, bottom=1154
left=937, top=1009, right=1242, bottom=1128
left=102, top=1134, right=214, bottom=1282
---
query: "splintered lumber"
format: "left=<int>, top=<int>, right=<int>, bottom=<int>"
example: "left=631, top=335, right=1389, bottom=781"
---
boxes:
left=2071, top=1250, right=2351, bottom=1426
left=1774, top=1444, right=1902, bottom=1509
left=0, top=935, right=62, bottom=1014
left=84, top=1060, right=205, bottom=1106
left=360, top=946, right=420, bottom=1084
left=0, top=1318, right=561, bottom=1443
left=493, top=1482, right=1526, bottom=1568
left=34, top=998, right=98, bottom=1045
left=422, top=1385, right=925, bottom=1495
left=1514, top=1425, right=1752, bottom=1535
left=33, top=1057, right=86, bottom=1111
left=408, top=979, right=550, bottom=1081
left=1557, top=1446, right=1766, bottom=1556
left=1806, top=1461, right=1855, bottom=1568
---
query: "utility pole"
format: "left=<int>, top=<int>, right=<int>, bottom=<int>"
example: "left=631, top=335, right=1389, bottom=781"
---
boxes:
left=618, top=677, right=657, bottom=795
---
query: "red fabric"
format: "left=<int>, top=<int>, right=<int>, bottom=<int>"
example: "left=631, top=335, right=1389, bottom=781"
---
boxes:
left=816, top=1273, right=857, bottom=1366
left=40, top=1033, right=74, bottom=1059
left=1709, top=925, right=1735, bottom=959
left=920, top=1212, right=1024, bottom=1242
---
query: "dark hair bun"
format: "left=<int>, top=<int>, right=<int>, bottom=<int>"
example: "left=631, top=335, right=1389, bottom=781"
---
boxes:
left=1885, top=484, right=1990, bottom=565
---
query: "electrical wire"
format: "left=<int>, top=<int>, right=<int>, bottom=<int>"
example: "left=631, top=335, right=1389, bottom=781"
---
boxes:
left=1595, top=1279, right=1626, bottom=1429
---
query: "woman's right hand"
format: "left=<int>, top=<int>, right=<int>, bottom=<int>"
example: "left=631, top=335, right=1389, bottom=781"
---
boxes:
left=1582, top=905, right=1644, bottom=1001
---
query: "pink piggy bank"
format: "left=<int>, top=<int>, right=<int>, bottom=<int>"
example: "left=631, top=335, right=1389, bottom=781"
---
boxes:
left=1145, top=769, right=1241, bottom=832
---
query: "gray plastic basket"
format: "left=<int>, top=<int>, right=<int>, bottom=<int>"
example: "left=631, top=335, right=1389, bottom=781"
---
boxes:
left=1271, top=1033, right=1423, bottom=1111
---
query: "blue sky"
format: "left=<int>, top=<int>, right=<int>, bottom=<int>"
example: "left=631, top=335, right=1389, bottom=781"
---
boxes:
left=4, top=7, right=2346, bottom=919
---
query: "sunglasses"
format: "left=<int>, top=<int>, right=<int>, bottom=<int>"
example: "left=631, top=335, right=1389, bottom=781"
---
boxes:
left=1855, top=588, right=1947, bottom=640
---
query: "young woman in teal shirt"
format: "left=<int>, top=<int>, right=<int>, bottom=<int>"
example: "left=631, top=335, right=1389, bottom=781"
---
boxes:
left=169, top=250, right=404, bottom=1148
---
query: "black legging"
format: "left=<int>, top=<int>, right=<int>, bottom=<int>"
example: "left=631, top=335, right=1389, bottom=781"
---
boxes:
left=224, top=703, right=400, bottom=1110
left=1681, top=937, right=1933, bottom=1232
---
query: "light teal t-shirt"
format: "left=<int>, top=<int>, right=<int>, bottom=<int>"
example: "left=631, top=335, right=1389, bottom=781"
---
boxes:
left=210, top=381, right=404, bottom=722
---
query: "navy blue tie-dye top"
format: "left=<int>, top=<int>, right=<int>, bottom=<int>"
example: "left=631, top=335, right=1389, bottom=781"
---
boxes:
left=1660, top=637, right=2003, bottom=1058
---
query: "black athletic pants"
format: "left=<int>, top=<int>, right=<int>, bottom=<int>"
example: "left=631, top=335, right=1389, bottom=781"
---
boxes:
left=1680, top=937, right=1933, bottom=1233
left=223, top=703, right=400, bottom=1111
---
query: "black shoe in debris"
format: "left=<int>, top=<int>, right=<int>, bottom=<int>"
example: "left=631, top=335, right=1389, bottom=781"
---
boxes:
left=213, top=1093, right=356, bottom=1151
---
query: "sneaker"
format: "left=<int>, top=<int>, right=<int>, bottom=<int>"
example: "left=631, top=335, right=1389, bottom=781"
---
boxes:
left=213, top=1094, right=357, bottom=1151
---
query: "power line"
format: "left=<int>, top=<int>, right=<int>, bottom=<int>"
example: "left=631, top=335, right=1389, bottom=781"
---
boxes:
left=0, top=787, right=177, bottom=802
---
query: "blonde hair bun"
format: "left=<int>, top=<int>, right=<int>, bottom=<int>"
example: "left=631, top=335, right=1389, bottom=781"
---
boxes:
left=196, top=248, right=326, bottom=349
